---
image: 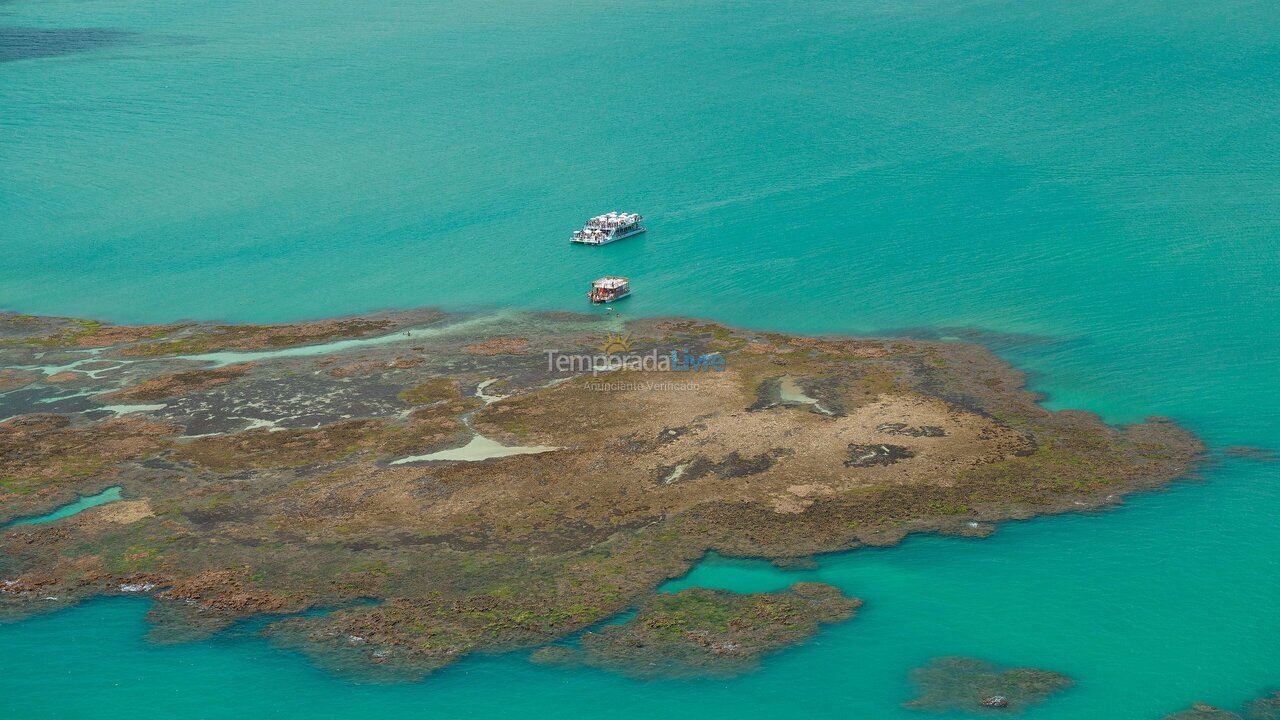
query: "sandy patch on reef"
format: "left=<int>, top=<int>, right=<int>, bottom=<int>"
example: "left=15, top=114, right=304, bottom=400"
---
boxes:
left=46, top=372, right=83, bottom=383
left=93, top=500, right=154, bottom=524
left=462, top=337, right=530, bottom=355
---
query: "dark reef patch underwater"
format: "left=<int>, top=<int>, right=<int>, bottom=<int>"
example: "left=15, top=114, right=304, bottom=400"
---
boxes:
left=905, top=656, right=1073, bottom=714
left=0, top=26, right=133, bottom=62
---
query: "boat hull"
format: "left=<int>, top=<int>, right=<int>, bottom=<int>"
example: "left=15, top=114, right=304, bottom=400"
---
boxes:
left=589, top=289, right=631, bottom=303
left=570, top=226, right=647, bottom=245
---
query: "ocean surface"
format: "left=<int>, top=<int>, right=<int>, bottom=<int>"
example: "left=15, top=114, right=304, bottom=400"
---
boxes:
left=2, top=0, right=1279, bottom=717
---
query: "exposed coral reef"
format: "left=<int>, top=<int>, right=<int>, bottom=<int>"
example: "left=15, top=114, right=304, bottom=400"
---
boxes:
left=0, top=310, right=1203, bottom=679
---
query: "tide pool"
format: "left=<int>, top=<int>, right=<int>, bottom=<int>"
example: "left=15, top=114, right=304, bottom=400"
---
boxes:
left=2, top=0, right=1279, bottom=717
left=5, top=487, right=123, bottom=527
left=389, top=433, right=562, bottom=463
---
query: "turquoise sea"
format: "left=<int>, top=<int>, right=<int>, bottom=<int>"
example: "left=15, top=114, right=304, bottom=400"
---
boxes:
left=2, top=0, right=1279, bottom=717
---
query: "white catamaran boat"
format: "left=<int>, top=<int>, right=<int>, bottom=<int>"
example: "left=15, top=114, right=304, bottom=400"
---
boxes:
left=588, top=276, right=631, bottom=303
left=570, top=211, right=646, bottom=245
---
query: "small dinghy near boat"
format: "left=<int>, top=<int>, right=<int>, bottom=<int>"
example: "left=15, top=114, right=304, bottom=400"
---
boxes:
left=589, top=276, right=631, bottom=303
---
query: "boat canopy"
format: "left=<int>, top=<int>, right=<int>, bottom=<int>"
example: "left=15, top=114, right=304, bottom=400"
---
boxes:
left=585, top=211, right=641, bottom=229
left=592, top=276, right=629, bottom=289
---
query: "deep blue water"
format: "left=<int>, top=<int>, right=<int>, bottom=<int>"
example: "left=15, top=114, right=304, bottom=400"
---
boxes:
left=2, top=0, right=1278, bottom=717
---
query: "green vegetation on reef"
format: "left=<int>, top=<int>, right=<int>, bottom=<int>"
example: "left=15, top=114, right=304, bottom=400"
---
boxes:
left=0, top=415, right=170, bottom=496
left=0, top=318, right=103, bottom=348
left=0, top=314, right=182, bottom=349
left=397, top=378, right=459, bottom=405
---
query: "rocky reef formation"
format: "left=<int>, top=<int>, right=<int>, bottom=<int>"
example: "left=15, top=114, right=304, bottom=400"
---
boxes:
left=1162, top=692, right=1280, bottom=720
left=0, top=310, right=434, bottom=356
left=0, top=369, right=38, bottom=392
left=1246, top=692, right=1280, bottom=719
left=1222, top=446, right=1278, bottom=463
left=1163, top=702, right=1244, bottom=720
left=97, top=365, right=254, bottom=404
left=904, top=656, right=1073, bottom=713
left=531, top=583, right=858, bottom=679
left=0, top=309, right=1203, bottom=678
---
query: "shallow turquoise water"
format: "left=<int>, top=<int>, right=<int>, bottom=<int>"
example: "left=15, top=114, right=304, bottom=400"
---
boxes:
left=4, top=486, right=122, bottom=527
left=2, top=0, right=1279, bottom=717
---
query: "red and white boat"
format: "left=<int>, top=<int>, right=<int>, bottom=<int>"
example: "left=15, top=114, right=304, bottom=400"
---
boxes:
left=588, top=276, right=631, bottom=303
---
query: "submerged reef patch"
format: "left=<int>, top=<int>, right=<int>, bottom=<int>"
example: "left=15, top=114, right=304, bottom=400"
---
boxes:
left=1222, top=446, right=1278, bottom=463
left=535, top=583, right=858, bottom=679
left=1246, top=692, right=1280, bottom=719
left=1161, top=691, right=1280, bottom=720
left=904, top=656, right=1073, bottom=714
left=1162, top=702, right=1244, bottom=720
left=0, top=27, right=133, bottom=63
